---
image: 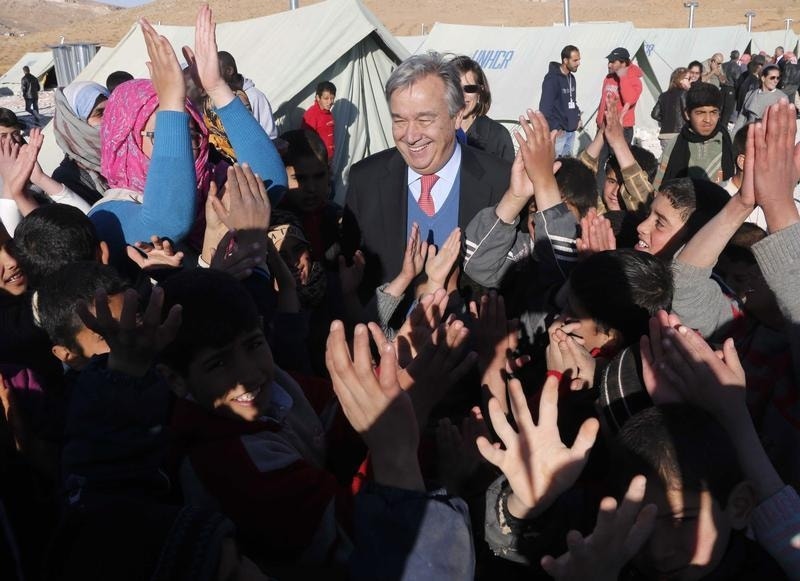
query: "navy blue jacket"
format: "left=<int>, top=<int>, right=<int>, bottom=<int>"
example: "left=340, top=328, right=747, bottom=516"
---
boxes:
left=539, top=62, right=580, bottom=132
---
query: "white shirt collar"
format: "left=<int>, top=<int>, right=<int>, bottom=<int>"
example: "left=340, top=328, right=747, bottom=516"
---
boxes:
left=407, top=141, right=462, bottom=187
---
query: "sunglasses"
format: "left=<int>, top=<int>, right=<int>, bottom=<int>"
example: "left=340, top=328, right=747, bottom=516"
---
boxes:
left=766, top=75, right=781, bottom=80
left=462, top=84, right=482, bottom=94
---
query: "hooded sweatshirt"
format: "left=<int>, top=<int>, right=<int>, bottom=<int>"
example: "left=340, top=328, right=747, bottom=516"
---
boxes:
left=596, top=63, right=643, bottom=128
left=539, top=62, right=580, bottom=132
left=242, top=78, right=278, bottom=139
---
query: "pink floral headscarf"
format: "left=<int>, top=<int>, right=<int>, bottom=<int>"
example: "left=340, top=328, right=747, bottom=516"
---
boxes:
left=100, top=79, right=212, bottom=195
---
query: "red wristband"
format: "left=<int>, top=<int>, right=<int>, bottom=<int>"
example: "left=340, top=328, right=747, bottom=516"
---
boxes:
left=545, top=370, right=563, bottom=382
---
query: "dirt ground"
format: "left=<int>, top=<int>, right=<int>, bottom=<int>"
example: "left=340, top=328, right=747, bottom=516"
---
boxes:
left=1, top=0, right=798, bottom=74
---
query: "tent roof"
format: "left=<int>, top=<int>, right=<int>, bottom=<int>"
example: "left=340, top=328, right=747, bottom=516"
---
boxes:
left=397, top=35, right=426, bottom=54
left=73, top=0, right=407, bottom=108
left=0, top=51, right=54, bottom=88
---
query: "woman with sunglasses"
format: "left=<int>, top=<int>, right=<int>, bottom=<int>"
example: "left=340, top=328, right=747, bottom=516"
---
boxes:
left=451, top=56, right=514, bottom=162
left=733, top=64, right=785, bottom=134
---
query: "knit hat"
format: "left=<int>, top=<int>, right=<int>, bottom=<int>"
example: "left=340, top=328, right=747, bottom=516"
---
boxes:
left=596, top=346, right=653, bottom=434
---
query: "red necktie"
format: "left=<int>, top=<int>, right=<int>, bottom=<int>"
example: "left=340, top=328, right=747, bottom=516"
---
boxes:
left=418, top=174, right=439, bottom=217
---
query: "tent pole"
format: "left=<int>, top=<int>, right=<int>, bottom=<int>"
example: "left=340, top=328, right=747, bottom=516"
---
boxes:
left=745, top=11, right=755, bottom=34
left=563, top=0, right=571, bottom=27
left=290, top=0, right=299, bottom=9
left=683, top=2, right=698, bottom=29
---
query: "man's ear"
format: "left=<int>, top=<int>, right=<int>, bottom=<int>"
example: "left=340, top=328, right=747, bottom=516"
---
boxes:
left=725, top=481, right=757, bottom=530
left=156, top=363, right=189, bottom=399
left=98, top=241, right=110, bottom=266
left=736, top=154, right=746, bottom=173
left=51, top=344, right=81, bottom=367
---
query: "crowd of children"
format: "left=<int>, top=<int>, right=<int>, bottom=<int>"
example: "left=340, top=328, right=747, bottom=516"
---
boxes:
left=0, top=4, right=798, bottom=580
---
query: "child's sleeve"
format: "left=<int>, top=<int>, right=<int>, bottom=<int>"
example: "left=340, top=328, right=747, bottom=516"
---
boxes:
left=350, top=483, right=474, bottom=581
left=750, top=485, right=800, bottom=579
left=532, top=202, right=580, bottom=286
left=463, top=206, right=533, bottom=288
left=214, top=97, right=287, bottom=204
left=670, top=260, right=741, bottom=339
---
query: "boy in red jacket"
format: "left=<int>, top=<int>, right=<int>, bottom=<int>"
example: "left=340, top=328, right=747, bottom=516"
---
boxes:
left=302, top=81, right=336, bottom=164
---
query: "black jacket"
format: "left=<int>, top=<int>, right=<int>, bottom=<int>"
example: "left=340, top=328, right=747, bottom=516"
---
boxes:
left=539, top=62, right=581, bottom=132
left=465, top=115, right=515, bottom=163
left=20, top=73, right=39, bottom=100
left=651, top=88, right=686, bottom=135
left=342, top=145, right=511, bottom=289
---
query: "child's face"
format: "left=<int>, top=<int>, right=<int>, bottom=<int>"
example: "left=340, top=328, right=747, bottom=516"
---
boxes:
left=184, top=328, right=274, bottom=423
left=633, top=484, right=734, bottom=580
left=285, top=155, right=330, bottom=213
left=315, top=90, right=335, bottom=111
left=556, top=291, right=616, bottom=354
left=0, top=247, right=26, bottom=296
left=636, top=193, right=688, bottom=257
left=687, top=106, right=720, bottom=138
left=603, top=168, right=622, bottom=211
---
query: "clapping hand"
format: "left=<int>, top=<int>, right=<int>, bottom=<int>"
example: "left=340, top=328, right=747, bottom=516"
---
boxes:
left=127, top=236, right=185, bottom=272
left=140, top=17, right=185, bottom=111
left=575, top=208, right=616, bottom=256
left=77, top=287, right=182, bottom=378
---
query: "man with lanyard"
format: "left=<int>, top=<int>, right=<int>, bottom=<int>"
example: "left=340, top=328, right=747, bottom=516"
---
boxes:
left=540, top=45, right=582, bottom=157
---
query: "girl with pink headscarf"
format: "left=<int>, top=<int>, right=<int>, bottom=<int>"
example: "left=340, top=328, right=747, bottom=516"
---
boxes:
left=89, top=12, right=285, bottom=258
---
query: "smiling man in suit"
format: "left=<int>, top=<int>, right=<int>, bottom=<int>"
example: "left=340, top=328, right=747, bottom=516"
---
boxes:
left=342, top=52, right=512, bottom=291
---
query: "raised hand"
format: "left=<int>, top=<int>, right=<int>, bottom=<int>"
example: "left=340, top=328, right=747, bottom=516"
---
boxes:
left=469, top=292, right=530, bottom=413
left=477, top=377, right=599, bottom=519
left=515, top=109, right=561, bottom=211
left=545, top=319, right=595, bottom=390
left=140, top=17, right=185, bottom=111
left=1, top=129, right=42, bottom=216
left=77, top=287, right=182, bottom=377
left=392, top=288, right=449, bottom=367
left=384, top=223, right=428, bottom=297
left=326, top=320, right=423, bottom=490
left=436, top=408, right=490, bottom=493
left=602, top=93, right=626, bottom=149
left=423, top=226, right=461, bottom=289
left=540, top=476, right=657, bottom=581
left=182, top=4, right=234, bottom=107
left=338, top=250, right=366, bottom=296
left=639, top=310, right=685, bottom=405
left=127, top=236, right=185, bottom=272
left=750, top=100, right=800, bottom=232
left=209, top=229, right=265, bottom=281
left=575, top=208, right=616, bottom=257
left=212, top=163, right=271, bottom=233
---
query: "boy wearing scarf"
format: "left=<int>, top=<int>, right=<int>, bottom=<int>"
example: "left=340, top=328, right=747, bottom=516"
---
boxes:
left=654, top=82, right=735, bottom=189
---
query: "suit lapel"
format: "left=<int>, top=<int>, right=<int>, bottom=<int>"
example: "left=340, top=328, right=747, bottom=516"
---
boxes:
left=458, top=146, right=490, bottom=227
left=380, top=150, right=408, bottom=260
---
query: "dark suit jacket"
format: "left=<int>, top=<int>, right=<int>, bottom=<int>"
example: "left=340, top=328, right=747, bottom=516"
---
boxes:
left=342, top=145, right=512, bottom=289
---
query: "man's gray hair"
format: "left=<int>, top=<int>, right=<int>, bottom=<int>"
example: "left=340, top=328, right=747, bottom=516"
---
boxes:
left=385, top=52, right=465, bottom=117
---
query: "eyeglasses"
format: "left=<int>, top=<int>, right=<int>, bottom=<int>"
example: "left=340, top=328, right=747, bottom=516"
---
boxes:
left=141, top=129, right=203, bottom=150
left=462, top=84, right=482, bottom=94
left=766, top=75, right=781, bottom=80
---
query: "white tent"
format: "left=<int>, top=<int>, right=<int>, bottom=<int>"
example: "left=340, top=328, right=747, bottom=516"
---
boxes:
left=750, top=29, right=799, bottom=56
left=396, top=35, right=426, bottom=54
left=39, top=0, right=409, bottom=200
left=0, top=51, right=55, bottom=96
left=418, top=21, right=648, bottom=137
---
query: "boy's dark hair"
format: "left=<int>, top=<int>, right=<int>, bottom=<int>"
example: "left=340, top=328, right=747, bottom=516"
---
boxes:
left=684, top=82, right=722, bottom=113
left=657, top=178, right=728, bottom=241
left=560, top=45, right=579, bottom=62
left=612, top=404, right=744, bottom=508
left=159, top=269, right=262, bottom=374
left=280, top=128, right=329, bottom=167
left=630, top=145, right=658, bottom=184
left=315, top=81, right=336, bottom=97
left=23, top=66, right=30, bottom=74
left=105, top=70, right=134, bottom=93
left=36, top=262, right=127, bottom=353
left=0, top=107, right=23, bottom=129
left=14, top=204, right=101, bottom=288
left=569, top=249, right=673, bottom=345
left=720, top=223, right=767, bottom=267
left=555, top=157, right=598, bottom=217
